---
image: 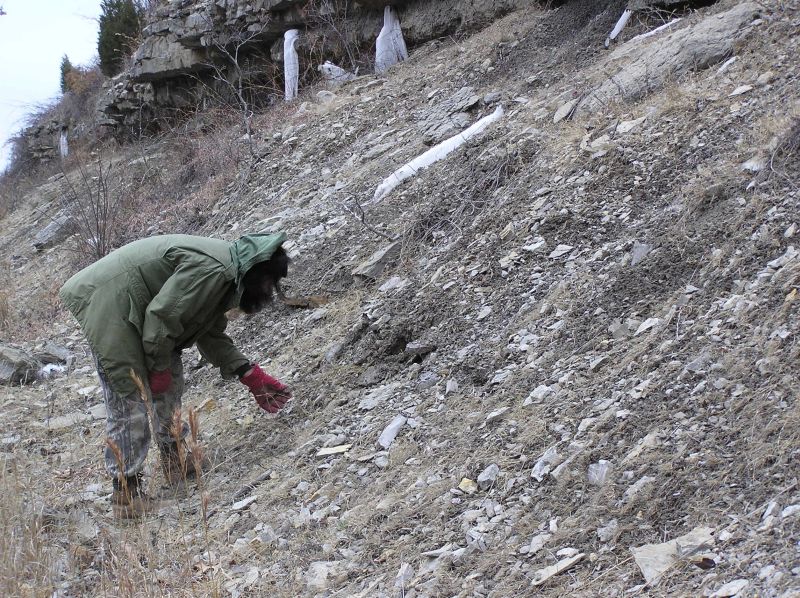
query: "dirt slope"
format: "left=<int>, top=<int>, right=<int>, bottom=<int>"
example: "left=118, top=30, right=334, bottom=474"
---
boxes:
left=1, top=1, right=799, bottom=597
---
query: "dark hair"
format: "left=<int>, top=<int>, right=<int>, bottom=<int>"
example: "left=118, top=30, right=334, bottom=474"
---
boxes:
left=239, top=246, right=290, bottom=313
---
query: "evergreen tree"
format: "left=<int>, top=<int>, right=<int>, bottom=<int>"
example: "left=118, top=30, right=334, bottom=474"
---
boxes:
left=97, top=0, right=142, bottom=77
left=60, top=54, right=74, bottom=93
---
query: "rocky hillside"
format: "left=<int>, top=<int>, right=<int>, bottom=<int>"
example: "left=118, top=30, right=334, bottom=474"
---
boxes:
left=1, top=0, right=799, bottom=597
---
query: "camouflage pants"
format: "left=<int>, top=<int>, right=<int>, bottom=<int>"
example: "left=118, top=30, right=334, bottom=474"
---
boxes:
left=95, top=353, right=189, bottom=479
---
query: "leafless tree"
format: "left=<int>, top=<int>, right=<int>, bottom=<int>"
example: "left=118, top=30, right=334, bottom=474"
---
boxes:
left=202, top=17, right=272, bottom=161
left=304, top=0, right=365, bottom=72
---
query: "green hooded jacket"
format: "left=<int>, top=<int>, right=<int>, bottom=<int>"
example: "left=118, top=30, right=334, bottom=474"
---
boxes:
left=60, top=233, right=287, bottom=395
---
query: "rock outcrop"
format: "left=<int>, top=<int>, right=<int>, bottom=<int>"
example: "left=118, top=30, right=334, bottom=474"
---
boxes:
left=99, top=0, right=528, bottom=129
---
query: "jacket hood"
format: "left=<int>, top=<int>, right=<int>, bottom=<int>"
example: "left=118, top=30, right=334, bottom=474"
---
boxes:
left=230, top=232, right=288, bottom=286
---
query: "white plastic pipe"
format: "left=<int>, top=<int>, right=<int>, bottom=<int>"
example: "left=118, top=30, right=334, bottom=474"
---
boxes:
left=372, top=105, right=504, bottom=203
left=605, top=9, right=632, bottom=48
left=284, top=29, right=300, bottom=101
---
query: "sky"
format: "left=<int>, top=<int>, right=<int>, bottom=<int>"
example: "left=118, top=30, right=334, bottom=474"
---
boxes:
left=0, top=0, right=101, bottom=172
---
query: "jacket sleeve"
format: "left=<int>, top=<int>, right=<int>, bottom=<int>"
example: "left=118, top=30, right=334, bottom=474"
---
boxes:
left=141, top=260, right=233, bottom=372
left=196, top=313, right=250, bottom=378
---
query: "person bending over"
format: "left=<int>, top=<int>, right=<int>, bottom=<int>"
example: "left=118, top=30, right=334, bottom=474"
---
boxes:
left=60, top=233, right=292, bottom=518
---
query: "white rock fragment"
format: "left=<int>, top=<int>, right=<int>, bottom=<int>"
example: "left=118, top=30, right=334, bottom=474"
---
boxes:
left=553, top=99, right=578, bottom=123
left=532, top=445, right=562, bottom=482
left=305, top=561, right=343, bottom=591
left=231, top=496, right=258, bottom=511
left=634, top=318, right=661, bottom=336
left=630, top=527, right=715, bottom=584
left=597, top=519, right=619, bottom=543
left=623, top=475, right=656, bottom=503
left=317, top=61, right=356, bottom=86
left=372, top=106, right=504, bottom=202
left=394, top=562, right=414, bottom=590
left=316, top=444, right=352, bottom=457
left=526, top=384, right=553, bottom=404
left=485, top=407, right=509, bottom=424
left=548, top=244, right=574, bottom=259
left=477, top=306, right=493, bottom=320
left=729, top=85, right=753, bottom=96
left=42, top=412, right=92, bottom=430
left=616, top=116, right=647, bottom=135
left=531, top=553, right=585, bottom=586
left=781, top=504, right=800, bottom=518
left=527, top=532, right=552, bottom=556
left=710, top=579, right=749, bottom=597
left=588, top=460, right=613, bottom=486
left=377, top=414, right=408, bottom=449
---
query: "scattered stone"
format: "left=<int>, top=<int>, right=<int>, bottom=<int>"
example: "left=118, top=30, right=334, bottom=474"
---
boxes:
left=631, top=241, right=652, bottom=266
left=88, top=404, right=107, bottom=420
left=305, top=561, right=344, bottom=591
left=34, top=342, right=71, bottom=365
left=729, top=84, right=753, bottom=96
left=630, top=526, right=715, bottom=584
left=42, top=411, right=92, bottom=430
left=710, top=579, right=749, bottom=597
left=616, top=116, right=647, bottom=135
left=405, top=340, right=436, bottom=357
left=377, top=414, right=407, bottom=449
left=548, top=244, right=574, bottom=259
left=477, top=306, right=493, bottom=320
left=378, top=276, right=409, bottom=293
left=477, top=463, right=500, bottom=490
left=623, top=475, right=656, bottom=502
left=588, top=460, right=613, bottom=486
left=597, top=519, right=619, bottom=543
left=316, top=444, right=352, bottom=457
left=458, top=478, right=478, bottom=494
left=394, top=562, right=414, bottom=590
left=781, top=504, right=800, bottom=518
left=527, top=532, right=552, bottom=556
left=589, top=356, right=608, bottom=372
left=0, top=344, right=41, bottom=385
left=553, top=99, right=579, bottom=123
left=634, top=318, right=661, bottom=336
left=756, top=70, right=775, bottom=86
left=231, top=496, right=258, bottom=512
left=352, top=242, right=401, bottom=281
left=531, top=553, right=585, bottom=586
left=485, top=407, right=509, bottom=424
left=32, top=213, right=73, bottom=251
left=532, top=446, right=562, bottom=482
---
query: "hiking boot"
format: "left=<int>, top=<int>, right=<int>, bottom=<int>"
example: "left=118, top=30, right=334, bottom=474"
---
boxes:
left=111, top=475, right=159, bottom=519
left=160, top=442, right=208, bottom=485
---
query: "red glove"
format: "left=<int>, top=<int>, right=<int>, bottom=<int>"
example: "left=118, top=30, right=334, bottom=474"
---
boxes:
left=148, top=369, right=172, bottom=394
left=240, top=365, right=292, bottom=413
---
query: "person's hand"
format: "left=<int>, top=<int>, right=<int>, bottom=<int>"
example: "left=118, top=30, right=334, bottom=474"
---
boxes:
left=148, top=369, right=172, bottom=394
left=240, top=365, right=292, bottom=413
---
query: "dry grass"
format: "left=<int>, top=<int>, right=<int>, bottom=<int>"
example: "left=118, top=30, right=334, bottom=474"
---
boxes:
left=0, top=468, right=56, bottom=597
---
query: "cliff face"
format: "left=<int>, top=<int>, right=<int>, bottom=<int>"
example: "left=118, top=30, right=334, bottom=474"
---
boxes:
left=98, top=0, right=530, bottom=129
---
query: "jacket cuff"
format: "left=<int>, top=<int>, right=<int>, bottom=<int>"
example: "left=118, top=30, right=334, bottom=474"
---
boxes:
left=234, top=362, right=252, bottom=379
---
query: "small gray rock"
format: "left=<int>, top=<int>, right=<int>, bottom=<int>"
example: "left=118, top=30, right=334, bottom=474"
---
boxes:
left=477, top=463, right=500, bottom=490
